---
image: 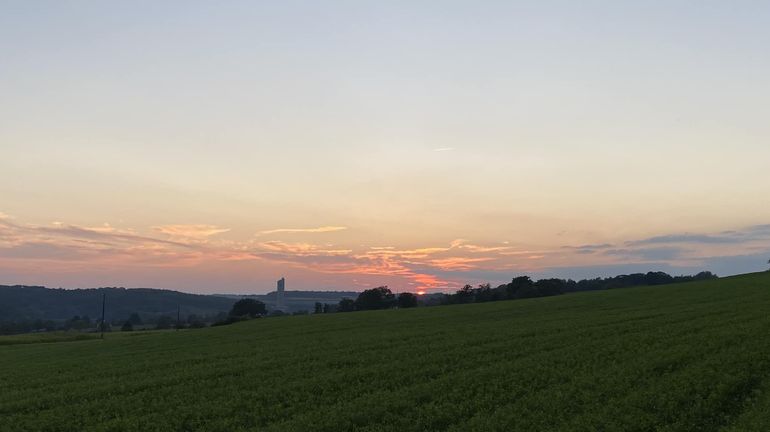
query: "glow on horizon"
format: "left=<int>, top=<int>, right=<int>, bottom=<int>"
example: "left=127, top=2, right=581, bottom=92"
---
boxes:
left=1, top=1, right=770, bottom=293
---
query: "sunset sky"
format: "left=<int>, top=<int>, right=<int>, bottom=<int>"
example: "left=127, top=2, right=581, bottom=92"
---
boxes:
left=2, top=1, right=770, bottom=293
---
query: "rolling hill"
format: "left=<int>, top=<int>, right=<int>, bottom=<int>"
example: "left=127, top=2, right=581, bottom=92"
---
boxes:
left=2, top=272, right=770, bottom=431
left=0, top=285, right=359, bottom=326
left=0, top=285, right=236, bottom=323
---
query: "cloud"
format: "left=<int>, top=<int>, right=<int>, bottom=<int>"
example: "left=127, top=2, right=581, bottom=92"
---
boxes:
left=562, top=243, right=613, bottom=254
left=604, top=247, right=688, bottom=261
left=33, top=224, right=194, bottom=248
left=154, top=224, right=230, bottom=238
left=428, top=257, right=494, bottom=271
left=256, top=241, right=352, bottom=257
left=627, top=225, right=770, bottom=247
left=433, top=147, right=454, bottom=152
left=627, top=234, right=741, bottom=246
left=257, top=226, right=348, bottom=236
left=5, top=211, right=770, bottom=293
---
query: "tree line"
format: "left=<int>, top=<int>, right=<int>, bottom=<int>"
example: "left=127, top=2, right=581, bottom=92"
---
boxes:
left=320, top=271, right=719, bottom=313
left=0, top=270, right=719, bottom=334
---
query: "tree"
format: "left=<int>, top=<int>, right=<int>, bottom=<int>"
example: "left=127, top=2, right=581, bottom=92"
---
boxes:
left=66, top=315, right=90, bottom=330
left=397, top=292, right=418, bottom=308
left=121, top=321, right=134, bottom=332
left=230, top=299, right=267, bottom=318
left=533, top=278, right=565, bottom=297
left=314, top=302, right=323, bottom=314
left=455, top=285, right=475, bottom=303
left=692, top=271, right=718, bottom=281
left=355, top=286, right=395, bottom=310
left=128, top=313, right=142, bottom=326
left=474, top=283, right=499, bottom=302
left=338, top=298, right=356, bottom=312
left=506, top=276, right=534, bottom=299
left=645, top=271, right=674, bottom=285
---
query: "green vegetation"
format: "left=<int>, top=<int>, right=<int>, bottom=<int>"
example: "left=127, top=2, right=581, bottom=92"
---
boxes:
left=0, top=331, right=99, bottom=346
left=3, top=273, right=770, bottom=431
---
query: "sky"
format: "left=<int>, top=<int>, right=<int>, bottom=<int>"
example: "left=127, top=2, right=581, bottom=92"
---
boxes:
left=1, top=1, right=770, bottom=294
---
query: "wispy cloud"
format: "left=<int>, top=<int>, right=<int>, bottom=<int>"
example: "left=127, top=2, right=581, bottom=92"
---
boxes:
left=627, top=234, right=741, bottom=246
left=604, top=247, right=688, bottom=261
left=256, top=241, right=352, bottom=257
left=626, top=226, right=770, bottom=247
left=257, top=226, right=348, bottom=236
left=433, top=147, right=454, bottom=152
left=154, top=224, right=230, bottom=238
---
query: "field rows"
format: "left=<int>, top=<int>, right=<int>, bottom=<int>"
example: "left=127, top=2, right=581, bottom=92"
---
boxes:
left=2, top=274, right=770, bottom=431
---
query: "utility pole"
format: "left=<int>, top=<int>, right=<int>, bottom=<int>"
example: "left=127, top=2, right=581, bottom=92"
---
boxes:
left=100, top=292, right=106, bottom=340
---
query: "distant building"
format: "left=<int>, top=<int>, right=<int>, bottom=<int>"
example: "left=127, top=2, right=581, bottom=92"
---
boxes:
left=276, top=277, right=285, bottom=311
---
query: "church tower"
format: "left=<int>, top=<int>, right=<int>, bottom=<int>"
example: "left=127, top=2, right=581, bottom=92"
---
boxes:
left=276, top=277, right=285, bottom=311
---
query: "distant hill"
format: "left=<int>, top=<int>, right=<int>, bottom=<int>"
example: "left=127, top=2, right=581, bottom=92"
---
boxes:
left=0, top=285, right=361, bottom=324
left=0, top=285, right=236, bottom=323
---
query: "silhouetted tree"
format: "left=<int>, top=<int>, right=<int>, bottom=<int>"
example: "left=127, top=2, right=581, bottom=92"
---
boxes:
left=455, top=285, right=475, bottom=304
left=230, top=299, right=266, bottom=318
left=355, top=286, right=395, bottom=310
left=314, top=302, right=323, bottom=314
left=534, top=278, right=565, bottom=297
left=506, top=276, right=535, bottom=298
left=474, top=283, right=500, bottom=302
left=338, top=298, right=356, bottom=312
left=121, top=321, right=133, bottom=332
left=645, top=271, right=674, bottom=285
left=128, top=313, right=142, bottom=326
left=397, top=292, right=418, bottom=308
left=691, top=271, right=718, bottom=281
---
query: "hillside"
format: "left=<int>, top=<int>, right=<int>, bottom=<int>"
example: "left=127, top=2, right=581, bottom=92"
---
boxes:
left=3, top=273, right=770, bottom=431
left=0, top=286, right=360, bottom=326
left=0, top=285, right=236, bottom=323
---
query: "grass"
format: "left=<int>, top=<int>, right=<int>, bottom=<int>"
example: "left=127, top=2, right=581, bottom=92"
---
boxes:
left=0, top=331, right=100, bottom=346
left=2, top=272, right=770, bottom=431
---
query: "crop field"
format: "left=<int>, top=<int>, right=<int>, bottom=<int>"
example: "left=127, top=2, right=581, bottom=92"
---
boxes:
left=3, top=273, right=770, bottom=431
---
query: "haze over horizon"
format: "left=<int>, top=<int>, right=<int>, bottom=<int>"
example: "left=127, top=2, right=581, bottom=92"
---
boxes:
left=2, top=1, right=770, bottom=294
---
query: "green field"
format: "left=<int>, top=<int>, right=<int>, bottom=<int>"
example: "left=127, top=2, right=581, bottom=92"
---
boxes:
left=3, top=273, right=770, bottom=431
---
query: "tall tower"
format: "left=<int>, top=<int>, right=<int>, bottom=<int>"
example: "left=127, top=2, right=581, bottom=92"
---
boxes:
left=276, top=277, right=285, bottom=311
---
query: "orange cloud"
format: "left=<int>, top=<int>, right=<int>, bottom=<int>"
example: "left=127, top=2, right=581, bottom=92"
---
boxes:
left=257, top=226, right=347, bottom=235
left=428, top=257, right=494, bottom=271
left=256, top=241, right=352, bottom=256
left=154, top=224, right=230, bottom=238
